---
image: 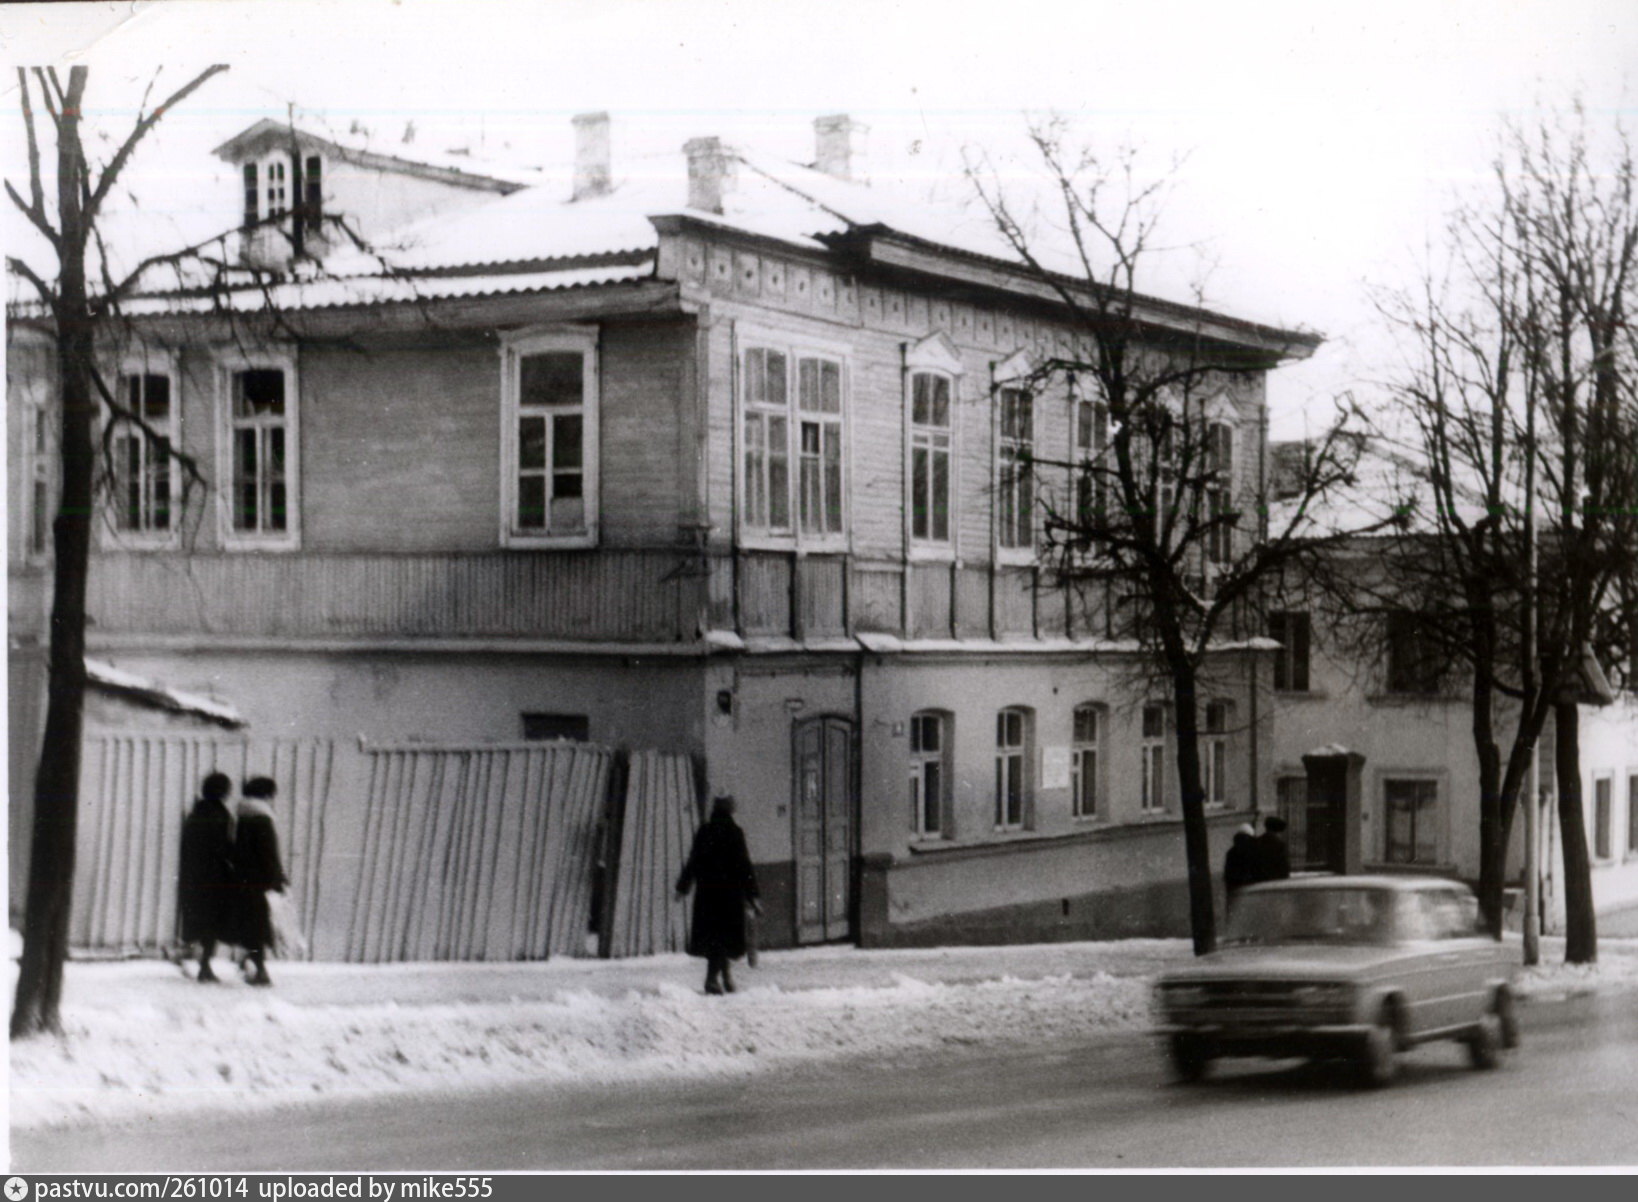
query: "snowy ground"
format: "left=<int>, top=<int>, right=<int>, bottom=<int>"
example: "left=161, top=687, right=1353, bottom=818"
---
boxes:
left=10, top=930, right=1638, bottom=1134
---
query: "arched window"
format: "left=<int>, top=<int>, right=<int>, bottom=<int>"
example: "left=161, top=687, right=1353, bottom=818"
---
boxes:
left=908, top=710, right=950, bottom=839
left=1071, top=703, right=1104, bottom=819
left=994, top=706, right=1033, bottom=830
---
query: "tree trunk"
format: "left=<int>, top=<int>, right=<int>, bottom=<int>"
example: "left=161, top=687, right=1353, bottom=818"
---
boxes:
left=11, top=68, right=93, bottom=1040
left=1553, top=700, right=1598, bottom=964
left=1168, top=662, right=1216, bottom=956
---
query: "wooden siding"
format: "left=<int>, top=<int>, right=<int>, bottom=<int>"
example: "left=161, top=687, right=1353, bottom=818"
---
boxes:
left=88, top=550, right=704, bottom=641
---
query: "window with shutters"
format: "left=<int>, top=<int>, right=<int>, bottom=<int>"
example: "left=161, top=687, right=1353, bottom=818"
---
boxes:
left=501, top=329, right=599, bottom=548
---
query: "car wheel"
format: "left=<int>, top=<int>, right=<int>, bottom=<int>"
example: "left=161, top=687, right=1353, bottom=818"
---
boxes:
left=1468, top=992, right=1512, bottom=1070
left=1496, top=986, right=1520, bottom=1050
left=1356, top=1008, right=1398, bottom=1088
left=1170, top=1034, right=1213, bottom=1083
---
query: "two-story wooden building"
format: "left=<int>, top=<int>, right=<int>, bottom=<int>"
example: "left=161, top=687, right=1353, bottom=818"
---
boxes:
left=8, top=112, right=1321, bottom=955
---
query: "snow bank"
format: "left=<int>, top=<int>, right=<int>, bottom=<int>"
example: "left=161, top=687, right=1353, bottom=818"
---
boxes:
left=11, top=933, right=1638, bottom=1133
left=9, top=945, right=1166, bottom=1132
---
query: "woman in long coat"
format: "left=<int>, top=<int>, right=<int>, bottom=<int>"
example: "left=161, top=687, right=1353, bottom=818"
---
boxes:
left=234, top=776, right=288, bottom=986
left=675, top=795, right=760, bottom=994
left=177, top=772, right=236, bottom=982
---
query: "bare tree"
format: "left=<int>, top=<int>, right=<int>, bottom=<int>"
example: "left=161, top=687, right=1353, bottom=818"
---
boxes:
left=7, top=65, right=420, bottom=1035
left=969, top=119, right=1387, bottom=954
left=1366, top=100, right=1638, bottom=960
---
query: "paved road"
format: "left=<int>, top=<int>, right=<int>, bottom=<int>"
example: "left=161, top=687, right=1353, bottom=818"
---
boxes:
left=14, top=990, right=1637, bottom=1171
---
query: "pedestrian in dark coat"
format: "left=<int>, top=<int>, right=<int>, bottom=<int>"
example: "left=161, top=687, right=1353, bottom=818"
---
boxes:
left=234, top=776, right=288, bottom=986
left=1255, top=815, right=1292, bottom=883
left=1223, top=823, right=1259, bottom=908
left=675, top=795, right=760, bottom=995
left=177, top=772, right=236, bottom=982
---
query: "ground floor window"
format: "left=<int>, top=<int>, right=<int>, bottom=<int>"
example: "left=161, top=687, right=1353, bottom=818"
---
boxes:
left=1202, top=701, right=1228, bottom=807
left=1071, top=704, right=1101, bottom=819
left=1594, top=776, right=1612, bottom=860
left=522, top=713, right=589, bottom=742
left=1629, top=774, right=1638, bottom=855
left=909, top=710, right=948, bottom=838
left=994, top=707, right=1030, bottom=830
left=1383, top=778, right=1438, bottom=865
left=1140, top=704, right=1166, bottom=812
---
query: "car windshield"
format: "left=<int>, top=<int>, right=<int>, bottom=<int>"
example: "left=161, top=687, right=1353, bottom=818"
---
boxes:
left=1223, top=887, right=1394, bottom=946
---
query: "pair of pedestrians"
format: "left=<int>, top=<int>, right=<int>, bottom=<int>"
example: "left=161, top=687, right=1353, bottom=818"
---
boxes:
left=177, top=773, right=289, bottom=986
left=1223, top=815, right=1292, bottom=909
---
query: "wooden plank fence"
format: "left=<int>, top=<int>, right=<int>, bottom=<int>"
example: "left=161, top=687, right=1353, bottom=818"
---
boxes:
left=68, top=733, right=700, bottom=963
left=605, top=750, right=701, bottom=958
left=71, top=733, right=334, bottom=957
left=342, top=742, right=613, bottom=962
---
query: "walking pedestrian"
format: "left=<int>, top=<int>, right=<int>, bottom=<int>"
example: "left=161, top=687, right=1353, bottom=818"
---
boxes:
left=1223, top=823, right=1259, bottom=909
left=675, top=795, right=760, bottom=995
left=1255, top=814, right=1292, bottom=883
left=234, top=776, right=288, bottom=987
left=177, top=772, right=236, bottom=982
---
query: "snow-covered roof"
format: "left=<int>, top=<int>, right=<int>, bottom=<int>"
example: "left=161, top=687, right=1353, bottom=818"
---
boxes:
left=85, top=659, right=245, bottom=728
left=77, top=117, right=1318, bottom=351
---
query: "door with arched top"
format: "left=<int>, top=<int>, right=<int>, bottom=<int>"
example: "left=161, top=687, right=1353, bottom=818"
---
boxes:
left=793, top=715, right=856, bottom=943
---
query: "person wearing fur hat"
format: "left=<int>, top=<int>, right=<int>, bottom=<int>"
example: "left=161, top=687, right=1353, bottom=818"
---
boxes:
left=177, top=772, right=236, bottom=982
left=234, top=776, right=289, bottom=986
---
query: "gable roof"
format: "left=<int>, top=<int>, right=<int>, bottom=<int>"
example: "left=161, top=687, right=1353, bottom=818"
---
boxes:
left=96, top=117, right=1323, bottom=357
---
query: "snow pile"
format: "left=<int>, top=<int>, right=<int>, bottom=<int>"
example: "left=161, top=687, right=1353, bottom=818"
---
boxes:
left=12, top=932, right=1638, bottom=1133
left=10, top=950, right=1162, bottom=1132
left=1513, top=936, right=1638, bottom=1001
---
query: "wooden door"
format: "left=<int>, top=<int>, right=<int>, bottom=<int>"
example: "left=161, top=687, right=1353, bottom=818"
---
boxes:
left=794, top=716, right=855, bottom=943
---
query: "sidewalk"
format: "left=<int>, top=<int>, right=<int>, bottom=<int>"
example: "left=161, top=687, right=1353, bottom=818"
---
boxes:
left=10, top=932, right=1638, bottom=1134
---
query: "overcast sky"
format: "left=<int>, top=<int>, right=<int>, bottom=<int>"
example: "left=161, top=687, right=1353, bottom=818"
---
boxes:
left=4, top=0, right=1636, bottom=427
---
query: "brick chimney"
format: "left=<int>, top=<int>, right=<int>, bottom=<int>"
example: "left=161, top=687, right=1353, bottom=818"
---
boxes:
left=814, top=114, right=868, bottom=182
left=684, top=136, right=736, bottom=214
left=572, top=111, right=611, bottom=201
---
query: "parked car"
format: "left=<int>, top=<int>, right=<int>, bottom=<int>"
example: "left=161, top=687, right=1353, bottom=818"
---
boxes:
left=1154, top=876, right=1520, bottom=1087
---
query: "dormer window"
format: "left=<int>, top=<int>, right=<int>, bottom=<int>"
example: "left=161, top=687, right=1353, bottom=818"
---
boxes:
left=241, top=153, right=324, bottom=238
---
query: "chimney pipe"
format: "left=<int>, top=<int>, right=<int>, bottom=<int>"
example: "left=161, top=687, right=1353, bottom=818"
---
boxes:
left=814, top=114, right=868, bottom=182
left=572, top=111, right=611, bottom=201
left=684, top=136, right=736, bottom=215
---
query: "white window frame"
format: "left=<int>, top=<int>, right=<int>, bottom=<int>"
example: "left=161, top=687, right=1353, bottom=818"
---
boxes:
left=1141, top=703, right=1167, bottom=813
left=736, top=330, right=849, bottom=551
left=19, top=377, right=53, bottom=562
left=1593, top=774, right=1613, bottom=862
left=1202, top=701, right=1229, bottom=808
left=904, top=331, right=964, bottom=563
left=908, top=710, right=950, bottom=840
left=909, top=369, right=955, bottom=556
left=261, top=153, right=289, bottom=220
left=996, top=385, right=1035, bottom=562
left=103, top=355, right=181, bottom=549
left=1073, top=391, right=1110, bottom=536
left=1071, top=703, right=1103, bottom=820
left=215, top=350, right=300, bottom=552
left=500, top=327, right=600, bottom=549
left=994, top=706, right=1032, bottom=831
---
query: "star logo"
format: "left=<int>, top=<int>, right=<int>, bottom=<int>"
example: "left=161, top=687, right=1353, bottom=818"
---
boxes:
left=5, top=1177, right=29, bottom=1201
